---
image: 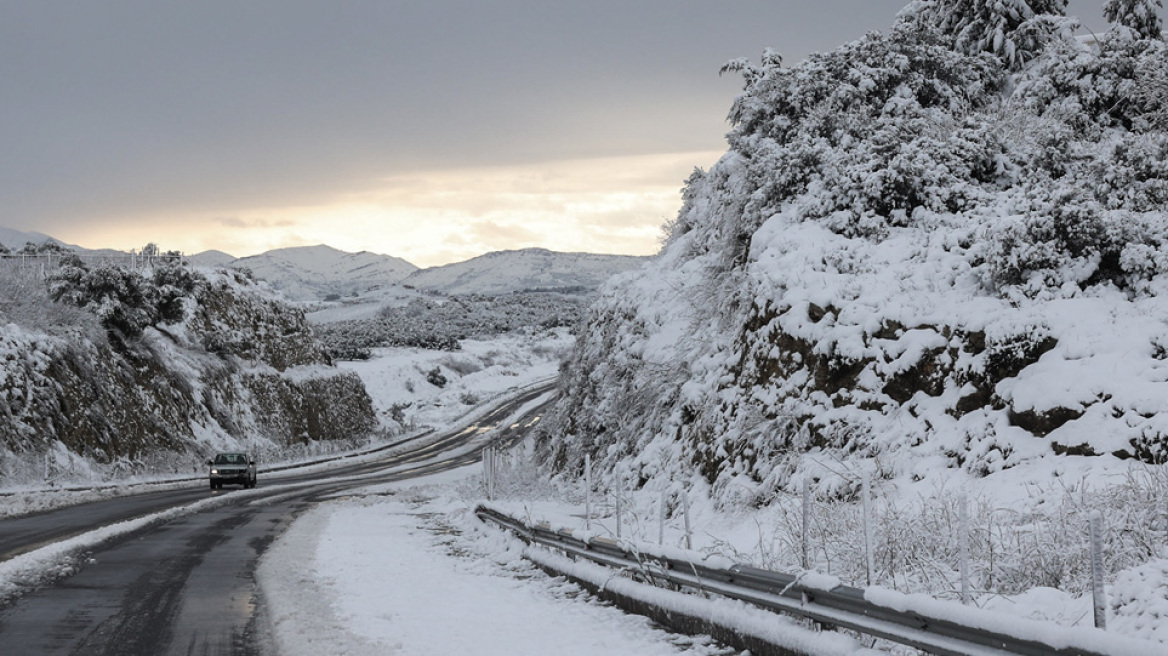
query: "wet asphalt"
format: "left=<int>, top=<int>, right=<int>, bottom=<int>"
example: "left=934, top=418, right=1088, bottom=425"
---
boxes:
left=0, top=385, right=553, bottom=655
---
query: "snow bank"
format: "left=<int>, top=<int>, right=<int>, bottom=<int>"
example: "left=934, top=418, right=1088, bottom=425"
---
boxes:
left=258, top=473, right=746, bottom=655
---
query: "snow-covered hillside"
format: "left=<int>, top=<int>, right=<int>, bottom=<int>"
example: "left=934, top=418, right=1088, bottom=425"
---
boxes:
left=536, top=1, right=1168, bottom=629
left=401, top=248, right=648, bottom=295
left=226, top=245, right=418, bottom=301
left=0, top=259, right=378, bottom=484
left=550, top=0, right=1168, bottom=501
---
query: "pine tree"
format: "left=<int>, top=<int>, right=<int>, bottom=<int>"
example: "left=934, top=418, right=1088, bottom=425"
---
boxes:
left=1104, top=0, right=1164, bottom=40
left=905, top=0, right=1070, bottom=68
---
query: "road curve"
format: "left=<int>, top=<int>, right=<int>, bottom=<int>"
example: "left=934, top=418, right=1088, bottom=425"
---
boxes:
left=0, top=384, right=555, bottom=656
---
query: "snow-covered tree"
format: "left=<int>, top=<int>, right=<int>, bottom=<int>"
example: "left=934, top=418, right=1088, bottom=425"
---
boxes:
left=1134, top=57, right=1168, bottom=128
left=904, top=0, right=1072, bottom=68
left=1104, top=0, right=1164, bottom=40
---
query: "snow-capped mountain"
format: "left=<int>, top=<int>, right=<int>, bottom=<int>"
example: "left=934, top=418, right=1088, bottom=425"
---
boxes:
left=400, top=248, right=648, bottom=296
left=0, top=227, right=649, bottom=301
left=190, top=245, right=648, bottom=301
left=213, top=245, right=418, bottom=301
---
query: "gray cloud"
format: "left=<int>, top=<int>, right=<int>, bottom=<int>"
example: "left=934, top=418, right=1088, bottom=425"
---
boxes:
left=0, top=1, right=1109, bottom=244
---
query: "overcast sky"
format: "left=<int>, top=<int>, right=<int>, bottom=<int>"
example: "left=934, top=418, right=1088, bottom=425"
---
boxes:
left=1, top=1, right=1110, bottom=266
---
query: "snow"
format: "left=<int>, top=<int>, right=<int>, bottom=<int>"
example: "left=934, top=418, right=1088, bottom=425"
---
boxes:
left=303, top=285, right=429, bottom=324
left=261, top=471, right=727, bottom=656
left=253, top=448, right=1164, bottom=655
left=3, top=332, right=1167, bottom=653
left=534, top=19, right=1168, bottom=650
left=0, top=227, right=64, bottom=251
left=865, top=586, right=1163, bottom=656
left=210, top=245, right=643, bottom=304
left=247, top=335, right=1166, bottom=653
left=522, top=548, right=874, bottom=656
left=230, top=245, right=418, bottom=302
left=258, top=466, right=881, bottom=656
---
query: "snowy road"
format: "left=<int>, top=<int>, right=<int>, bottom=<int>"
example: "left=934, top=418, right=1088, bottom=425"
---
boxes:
left=0, top=385, right=554, bottom=655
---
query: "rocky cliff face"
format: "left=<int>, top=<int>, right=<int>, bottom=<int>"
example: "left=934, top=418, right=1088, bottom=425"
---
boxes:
left=544, top=19, right=1168, bottom=503
left=0, top=264, right=377, bottom=481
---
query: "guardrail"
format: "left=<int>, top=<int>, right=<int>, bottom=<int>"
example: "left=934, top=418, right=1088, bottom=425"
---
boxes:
left=475, top=505, right=1161, bottom=656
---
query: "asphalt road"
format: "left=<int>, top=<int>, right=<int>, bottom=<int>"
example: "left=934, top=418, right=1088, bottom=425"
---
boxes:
left=0, top=384, right=554, bottom=656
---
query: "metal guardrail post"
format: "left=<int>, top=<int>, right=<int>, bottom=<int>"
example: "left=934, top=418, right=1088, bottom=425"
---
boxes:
left=584, top=454, right=591, bottom=532
left=1089, top=511, right=1107, bottom=630
left=800, top=478, right=810, bottom=570
left=614, top=473, right=622, bottom=540
left=862, top=471, right=874, bottom=586
left=959, top=493, right=970, bottom=605
left=657, top=489, right=665, bottom=545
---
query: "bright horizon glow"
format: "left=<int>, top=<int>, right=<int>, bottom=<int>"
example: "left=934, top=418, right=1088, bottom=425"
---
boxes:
left=52, top=150, right=724, bottom=268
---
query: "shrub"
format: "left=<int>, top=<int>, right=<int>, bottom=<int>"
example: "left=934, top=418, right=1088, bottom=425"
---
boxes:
left=314, top=292, right=587, bottom=354
left=425, top=367, right=447, bottom=388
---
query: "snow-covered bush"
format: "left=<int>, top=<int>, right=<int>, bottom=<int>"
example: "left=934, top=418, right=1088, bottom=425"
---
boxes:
left=1133, top=56, right=1168, bottom=129
left=720, top=22, right=1005, bottom=240
left=47, top=258, right=208, bottom=340
left=1104, top=0, right=1165, bottom=40
left=316, top=291, right=587, bottom=358
left=425, top=366, right=447, bottom=388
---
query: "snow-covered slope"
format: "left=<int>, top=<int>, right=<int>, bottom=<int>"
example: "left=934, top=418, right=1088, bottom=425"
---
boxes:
left=535, top=11, right=1168, bottom=640
left=231, top=245, right=418, bottom=301
left=546, top=12, right=1168, bottom=498
left=401, top=248, right=647, bottom=296
left=0, top=262, right=378, bottom=483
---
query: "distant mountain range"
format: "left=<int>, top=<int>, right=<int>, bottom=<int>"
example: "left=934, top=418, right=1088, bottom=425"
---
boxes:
left=205, top=245, right=647, bottom=300
left=1, top=227, right=649, bottom=299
